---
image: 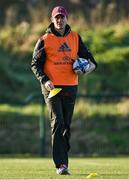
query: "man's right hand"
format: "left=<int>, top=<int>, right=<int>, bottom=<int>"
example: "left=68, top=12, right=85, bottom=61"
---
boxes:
left=44, top=80, right=55, bottom=91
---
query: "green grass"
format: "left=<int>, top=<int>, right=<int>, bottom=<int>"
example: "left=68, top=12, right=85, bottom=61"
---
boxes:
left=0, top=103, right=41, bottom=116
left=0, top=157, right=129, bottom=179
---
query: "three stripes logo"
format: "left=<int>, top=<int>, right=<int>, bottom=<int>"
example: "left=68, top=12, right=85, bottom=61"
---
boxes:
left=58, top=42, right=71, bottom=52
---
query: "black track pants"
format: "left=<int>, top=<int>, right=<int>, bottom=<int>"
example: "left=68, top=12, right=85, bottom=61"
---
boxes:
left=42, top=85, right=77, bottom=168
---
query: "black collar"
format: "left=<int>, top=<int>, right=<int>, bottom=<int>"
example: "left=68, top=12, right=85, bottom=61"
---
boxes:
left=46, top=23, right=71, bottom=37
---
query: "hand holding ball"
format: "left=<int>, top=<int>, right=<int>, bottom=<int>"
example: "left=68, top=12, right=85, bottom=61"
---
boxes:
left=73, top=58, right=96, bottom=75
left=73, top=58, right=90, bottom=75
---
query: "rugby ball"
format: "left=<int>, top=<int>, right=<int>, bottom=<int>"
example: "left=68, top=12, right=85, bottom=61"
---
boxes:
left=73, top=58, right=90, bottom=74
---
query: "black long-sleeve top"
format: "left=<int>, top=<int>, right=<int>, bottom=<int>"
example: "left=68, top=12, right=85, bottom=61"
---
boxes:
left=31, top=23, right=97, bottom=85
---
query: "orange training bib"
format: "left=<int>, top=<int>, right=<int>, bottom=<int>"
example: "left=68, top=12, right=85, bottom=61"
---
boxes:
left=42, top=31, right=79, bottom=85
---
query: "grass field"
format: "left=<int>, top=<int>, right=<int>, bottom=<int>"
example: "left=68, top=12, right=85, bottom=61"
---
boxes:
left=0, top=157, right=129, bottom=179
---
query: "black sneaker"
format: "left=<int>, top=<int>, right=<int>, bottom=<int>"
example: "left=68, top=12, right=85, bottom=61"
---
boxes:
left=56, top=164, right=70, bottom=175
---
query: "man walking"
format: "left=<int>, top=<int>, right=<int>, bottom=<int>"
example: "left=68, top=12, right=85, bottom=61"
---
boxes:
left=31, top=6, right=97, bottom=175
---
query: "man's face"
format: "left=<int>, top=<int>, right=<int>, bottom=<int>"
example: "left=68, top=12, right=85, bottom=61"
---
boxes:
left=51, top=14, right=67, bottom=30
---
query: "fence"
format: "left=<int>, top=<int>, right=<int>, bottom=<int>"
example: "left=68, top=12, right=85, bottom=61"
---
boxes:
left=0, top=93, right=129, bottom=156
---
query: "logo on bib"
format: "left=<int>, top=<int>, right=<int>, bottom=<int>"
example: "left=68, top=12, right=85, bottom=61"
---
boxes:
left=58, top=43, right=71, bottom=52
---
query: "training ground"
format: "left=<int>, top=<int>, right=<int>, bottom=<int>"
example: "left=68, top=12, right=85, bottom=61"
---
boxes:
left=0, top=157, right=129, bottom=179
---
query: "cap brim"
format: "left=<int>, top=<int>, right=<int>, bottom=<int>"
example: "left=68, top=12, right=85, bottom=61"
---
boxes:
left=52, top=13, right=67, bottom=18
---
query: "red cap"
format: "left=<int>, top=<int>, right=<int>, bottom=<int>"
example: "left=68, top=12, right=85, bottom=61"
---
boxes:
left=51, top=6, right=68, bottom=18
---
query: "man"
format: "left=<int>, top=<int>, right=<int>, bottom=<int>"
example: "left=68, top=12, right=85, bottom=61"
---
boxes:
left=31, top=6, right=97, bottom=175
